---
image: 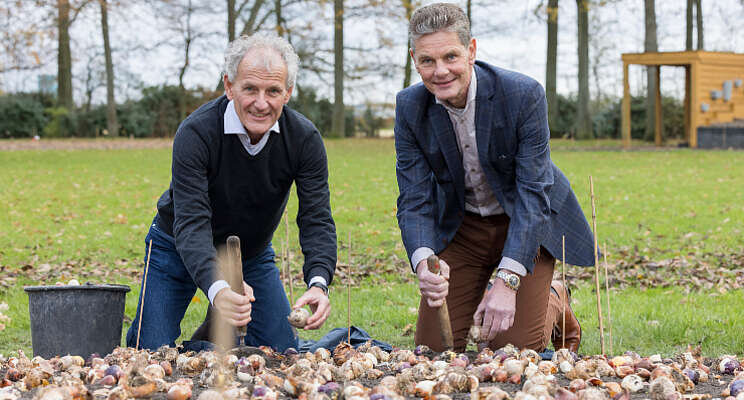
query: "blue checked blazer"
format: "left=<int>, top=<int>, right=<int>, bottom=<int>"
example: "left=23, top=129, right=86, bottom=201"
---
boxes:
left=394, top=61, right=595, bottom=273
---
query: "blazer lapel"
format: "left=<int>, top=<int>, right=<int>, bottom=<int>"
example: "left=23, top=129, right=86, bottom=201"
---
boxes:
left=474, top=63, right=506, bottom=189
left=428, top=102, right=465, bottom=209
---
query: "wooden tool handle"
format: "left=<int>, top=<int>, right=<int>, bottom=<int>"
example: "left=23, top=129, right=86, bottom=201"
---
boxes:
left=426, top=254, right=454, bottom=351
left=226, top=235, right=247, bottom=336
left=427, top=254, right=440, bottom=274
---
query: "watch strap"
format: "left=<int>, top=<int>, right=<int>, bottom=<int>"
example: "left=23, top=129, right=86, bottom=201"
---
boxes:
left=309, top=281, right=329, bottom=296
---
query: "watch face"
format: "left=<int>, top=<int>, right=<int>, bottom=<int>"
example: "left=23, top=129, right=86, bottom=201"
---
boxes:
left=498, top=270, right=519, bottom=290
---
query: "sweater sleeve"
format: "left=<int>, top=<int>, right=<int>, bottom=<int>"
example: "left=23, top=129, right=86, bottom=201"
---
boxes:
left=171, top=123, right=223, bottom=295
left=294, top=130, right=337, bottom=286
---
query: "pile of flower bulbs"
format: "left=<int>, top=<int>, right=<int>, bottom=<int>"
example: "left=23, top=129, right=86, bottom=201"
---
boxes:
left=0, top=342, right=742, bottom=400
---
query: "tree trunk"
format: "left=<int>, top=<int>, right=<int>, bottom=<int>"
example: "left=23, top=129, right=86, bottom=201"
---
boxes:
left=228, top=0, right=236, bottom=41
left=100, top=0, right=118, bottom=136
left=644, top=0, right=658, bottom=142
left=546, top=0, right=558, bottom=133
left=275, top=0, right=283, bottom=36
left=575, top=0, right=591, bottom=139
left=466, top=0, right=471, bottom=29
left=218, top=0, right=266, bottom=92
left=685, top=0, right=693, bottom=50
left=695, top=0, right=703, bottom=50
left=57, top=0, right=74, bottom=110
left=217, top=0, right=237, bottom=93
left=178, top=0, right=193, bottom=122
left=331, top=0, right=345, bottom=138
left=402, top=0, right=414, bottom=89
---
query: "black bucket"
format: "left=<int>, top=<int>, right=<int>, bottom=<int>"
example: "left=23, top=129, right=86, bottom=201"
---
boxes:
left=24, top=284, right=130, bottom=358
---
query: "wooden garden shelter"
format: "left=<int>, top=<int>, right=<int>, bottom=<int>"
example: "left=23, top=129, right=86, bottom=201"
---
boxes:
left=621, top=51, right=744, bottom=148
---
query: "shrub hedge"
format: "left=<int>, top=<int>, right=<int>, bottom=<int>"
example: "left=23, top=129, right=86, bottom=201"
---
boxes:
left=0, top=89, right=685, bottom=141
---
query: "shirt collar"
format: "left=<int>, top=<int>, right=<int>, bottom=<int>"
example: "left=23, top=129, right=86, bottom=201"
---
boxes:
left=435, top=67, right=477, bottom=115
left=223, top=99, right=280, bottom=136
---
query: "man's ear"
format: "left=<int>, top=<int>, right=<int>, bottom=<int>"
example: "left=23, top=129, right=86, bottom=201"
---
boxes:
left=284, top=85, right=294, bottom=104
left=409, top=48, right=416, bottom=66
left=468, top=38, right=477, bottom=65
left=223, top=75, right=233, bottom=100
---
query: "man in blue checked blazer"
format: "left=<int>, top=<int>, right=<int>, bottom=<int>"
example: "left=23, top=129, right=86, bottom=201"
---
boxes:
left=395, top=3, right=595, bottom=353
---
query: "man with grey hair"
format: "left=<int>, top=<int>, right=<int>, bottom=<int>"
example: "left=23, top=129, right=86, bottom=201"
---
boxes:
left=126, top=34, right=336, bottom=351
left=395, top=3, right=595, bottom=352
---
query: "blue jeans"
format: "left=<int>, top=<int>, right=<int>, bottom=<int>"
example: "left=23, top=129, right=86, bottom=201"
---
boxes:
left=125, top=218, right=298, bottom=351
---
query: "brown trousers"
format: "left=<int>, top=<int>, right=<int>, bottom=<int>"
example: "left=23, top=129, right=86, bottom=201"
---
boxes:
left=415, top=213, right=561, bottom=352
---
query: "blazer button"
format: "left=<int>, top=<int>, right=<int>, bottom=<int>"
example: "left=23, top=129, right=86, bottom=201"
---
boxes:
left=441, top=238, right=447, bottom=244
left=458, top=211, right=463, bottom=218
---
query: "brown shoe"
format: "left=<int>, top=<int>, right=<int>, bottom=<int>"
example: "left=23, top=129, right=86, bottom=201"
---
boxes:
left=550, top=280, right=581, bottom=353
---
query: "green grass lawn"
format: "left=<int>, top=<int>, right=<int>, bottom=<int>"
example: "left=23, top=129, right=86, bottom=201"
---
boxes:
left=1, top=139, right=742, bottom=357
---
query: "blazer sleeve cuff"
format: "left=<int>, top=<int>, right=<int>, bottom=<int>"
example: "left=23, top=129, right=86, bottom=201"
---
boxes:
left=498, top=257, right=528, bottom=276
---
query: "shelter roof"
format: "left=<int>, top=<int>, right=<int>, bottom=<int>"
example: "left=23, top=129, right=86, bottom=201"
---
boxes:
left=621, top=51, right=744, bottom=67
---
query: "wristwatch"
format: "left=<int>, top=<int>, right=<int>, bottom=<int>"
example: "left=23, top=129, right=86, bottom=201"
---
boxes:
left=495, top=269, right=521, bottom=291
left=309, top=281, right=329, bottom=296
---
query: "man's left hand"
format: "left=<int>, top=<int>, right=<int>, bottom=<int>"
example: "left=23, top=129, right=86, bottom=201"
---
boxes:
left=473, top=278, right=517, bottom=342
left=293, top=286, right=330, bottom=330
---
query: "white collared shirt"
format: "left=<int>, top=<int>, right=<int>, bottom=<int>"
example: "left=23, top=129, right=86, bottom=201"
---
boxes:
left=223, top=99, right=280, bottom=155
left=435, top=69, right=505, bottom=217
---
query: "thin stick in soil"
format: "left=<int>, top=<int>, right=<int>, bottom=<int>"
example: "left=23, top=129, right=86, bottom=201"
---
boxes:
left=136, top=239, right=153, bottom=350
left=562, top=235, right=566, bottom=350
left=347, top=231, right=352, bottom=345
left=285, top=209, right=293, bottom=305
left=589, top=175, right=605, bottom=355
left=603, top=243, right=613, bottom=355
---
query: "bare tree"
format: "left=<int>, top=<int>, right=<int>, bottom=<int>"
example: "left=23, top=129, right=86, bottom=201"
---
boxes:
left=686, top=0, right=693, bottom=50
left=57, top=0, right=73, bottom=109
left=545, top=0, right=558, bottom=131
left=695, top=0, right=703, bottom=49
left=402, top=0, right=417, bottom=89
left=153, top=0, right=217, bottom=119
left=331, top=0, right=344, bottom=137
left=0, top=3, right=55, bottom=75
left=57, top=0, right=92, bottom=109
left=274, top=0, right=283, bottom=36
left=644, top=0, right=658, bottom=142
left=466, top=0, right=471, bottom=28
left=575, top=0, right=591, bottom=139
left=216, top=0, right=274, bottom=91
left=99, top=0, right=118, bottom=136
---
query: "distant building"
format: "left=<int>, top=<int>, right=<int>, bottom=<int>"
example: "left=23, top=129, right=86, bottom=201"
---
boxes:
left=38, top=74, right=56, bottom=95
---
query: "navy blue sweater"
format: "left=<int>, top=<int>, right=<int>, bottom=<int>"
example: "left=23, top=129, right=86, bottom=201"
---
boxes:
left=155, top=95, right=336, bottom=295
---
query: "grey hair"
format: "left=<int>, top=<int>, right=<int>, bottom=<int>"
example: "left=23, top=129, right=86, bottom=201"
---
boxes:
left=408, top=3, right=471, bottom=52
left=223, top=34, right=299, bottom=88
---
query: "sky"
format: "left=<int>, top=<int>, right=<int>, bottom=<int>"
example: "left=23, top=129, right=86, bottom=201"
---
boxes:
left=2, top=0, right=744, bottom=107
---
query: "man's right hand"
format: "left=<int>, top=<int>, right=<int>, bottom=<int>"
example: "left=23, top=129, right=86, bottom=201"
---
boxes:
left=213, top=282, right=255, bottom=326
left=416, top=257, right=450, bottom=308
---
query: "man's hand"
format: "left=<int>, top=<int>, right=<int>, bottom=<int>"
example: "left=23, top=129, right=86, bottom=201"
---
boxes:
left=416, top=257, right=450, bottom=308
left=473, top=278, right=517, bottom=341
left=213, top=282, right=255, bottom=326
left=293, top=286, right=330, bottom=330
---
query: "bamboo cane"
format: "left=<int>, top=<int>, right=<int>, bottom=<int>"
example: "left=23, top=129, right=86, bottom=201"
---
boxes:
left=603, top=243, right=613, bottom=355
left=347, top=231, right=352, bottom=345
left=589, top=175, right=606, bottom=355
left=562, top=235, right=566, bottom=349
left=280, top=209, right=286, bottom=285
left=285, top=209, right=293, bottom=305
left=135, top=239, right=153, bottom=350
